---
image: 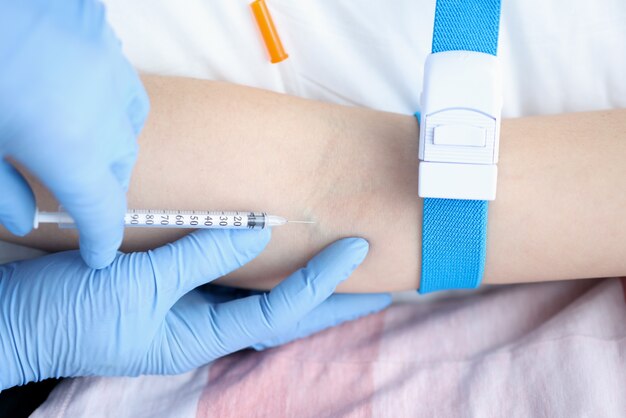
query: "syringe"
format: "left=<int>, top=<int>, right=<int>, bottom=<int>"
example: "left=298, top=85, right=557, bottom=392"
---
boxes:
left=33, top=209, right=314, bottom=230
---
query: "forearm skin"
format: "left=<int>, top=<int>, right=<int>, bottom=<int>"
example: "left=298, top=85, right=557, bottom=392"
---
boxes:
left=2, top=75, right=625, bottom=292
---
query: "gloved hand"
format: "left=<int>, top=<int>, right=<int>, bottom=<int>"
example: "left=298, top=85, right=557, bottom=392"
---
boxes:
left=0, top=229, right=391, bottom=389
left=0, top=0, right=149, bottom=268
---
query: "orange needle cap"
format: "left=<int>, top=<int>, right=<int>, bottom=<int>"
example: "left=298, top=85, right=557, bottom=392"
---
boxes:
left=250, top=0, right=289, bottom=63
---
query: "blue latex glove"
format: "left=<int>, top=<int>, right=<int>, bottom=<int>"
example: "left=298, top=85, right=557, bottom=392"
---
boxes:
left=0, top=0, right=149, bottom=268
left=0, top=229, right=391, bottom=389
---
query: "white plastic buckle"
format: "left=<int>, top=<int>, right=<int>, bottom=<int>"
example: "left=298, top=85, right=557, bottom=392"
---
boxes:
left=418, top=51, right=502, bottom=201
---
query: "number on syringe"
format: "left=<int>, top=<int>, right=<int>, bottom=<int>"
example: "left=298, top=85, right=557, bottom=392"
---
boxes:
left=204, top=216, right=213, bottom=226
left=176, top=215, right=184, bottom=226
left=146, top=214, right=154, bottom=225
left=131, top=213, right=139, bottom=225
left=234, top=215, right=242, bottom=227
left=161, top=215, right=169, bottom=226
left=190, top=215, right=198, bottom=226
left=219, top=215, right=228, bottom=227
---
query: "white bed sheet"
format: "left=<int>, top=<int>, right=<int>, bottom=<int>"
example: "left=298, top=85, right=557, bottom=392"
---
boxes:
left=103, top=0, right=626, bottom=117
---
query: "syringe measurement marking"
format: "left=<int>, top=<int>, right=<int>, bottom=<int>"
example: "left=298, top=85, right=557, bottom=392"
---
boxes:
left=125, top=211, right=257, bottom=229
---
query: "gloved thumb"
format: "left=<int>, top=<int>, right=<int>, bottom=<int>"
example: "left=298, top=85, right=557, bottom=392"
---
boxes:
left=0, top=159, right=35, bottom=236
left=148, top=228, right=272, bottom=301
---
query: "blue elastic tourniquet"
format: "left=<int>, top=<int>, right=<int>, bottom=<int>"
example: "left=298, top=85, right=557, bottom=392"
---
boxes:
left=419, top=0, right=501, bottom=294
left=431, top=0, right=500, bottom=55
left=420, top=199, right=488, bottom=293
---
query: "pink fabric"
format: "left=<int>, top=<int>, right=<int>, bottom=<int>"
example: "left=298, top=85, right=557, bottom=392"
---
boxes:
left=197, top=310, right=386, bottom=417
left=33, top=278, right=626, bottom=418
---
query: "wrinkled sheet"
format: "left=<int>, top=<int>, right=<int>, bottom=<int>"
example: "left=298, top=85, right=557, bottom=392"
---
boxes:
left=11, top=0, right=625, bottom=415
left=100, top=0, right=626, bottom=116
left=33, top=278, right=626, bottom=417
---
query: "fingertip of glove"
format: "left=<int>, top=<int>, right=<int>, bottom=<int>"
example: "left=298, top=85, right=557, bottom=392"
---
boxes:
left=304, top=238, right=370, bottom=289
left=3, top=216, right=33, bottom=237
left=80, top=245, right=118, bottom=269
left=127, top=86, right=151, bottom=136
left=347, top=237, right=370, bottom=265
left=250, top=228, right=272, bottom=256
left=333, top=237, right=370, bottom=280
left=238, top=227, right=272, bottom=257
left=258, top=226, right=272, bottom=245
left=77, top=225, right=124, bottom=269
left=327, top=237, right=369, bottom=258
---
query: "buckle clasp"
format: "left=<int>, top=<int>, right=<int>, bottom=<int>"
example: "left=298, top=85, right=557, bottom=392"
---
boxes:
left=418, top=51, right=502, bottom=201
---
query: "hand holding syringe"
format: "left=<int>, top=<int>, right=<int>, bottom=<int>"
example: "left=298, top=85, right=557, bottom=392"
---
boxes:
left=33, top=208, right=314, bottom=230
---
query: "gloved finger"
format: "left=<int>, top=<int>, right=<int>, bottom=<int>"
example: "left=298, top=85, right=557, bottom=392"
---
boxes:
left=69, top=168, right=127, bottom=269
left=251, top=293, right=392, bottom=350
left=110, top=148, right=137, bottom=191
left=17, top=148, right=127, bottom=269
left=97, top=104, right=139, bottom=191
left=108, top=77, right=147, bottom=191
left=123, top=66, right=150, bottom=136
left=200, top=238, right=369, bottom=358
left=148, top=228, right=272, bottom=301
left=109, top=128, right=138, bottom=191
left=0, top=159, right=36, bottom=236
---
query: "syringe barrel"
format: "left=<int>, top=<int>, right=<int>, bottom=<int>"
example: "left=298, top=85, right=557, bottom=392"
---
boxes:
left=34, top=209, right=288, bottom=230
left=123, top=210, right=269, bottom=230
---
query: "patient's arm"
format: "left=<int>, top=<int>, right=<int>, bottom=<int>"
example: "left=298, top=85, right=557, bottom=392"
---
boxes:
left=2, top=75, right=625, bottom=292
